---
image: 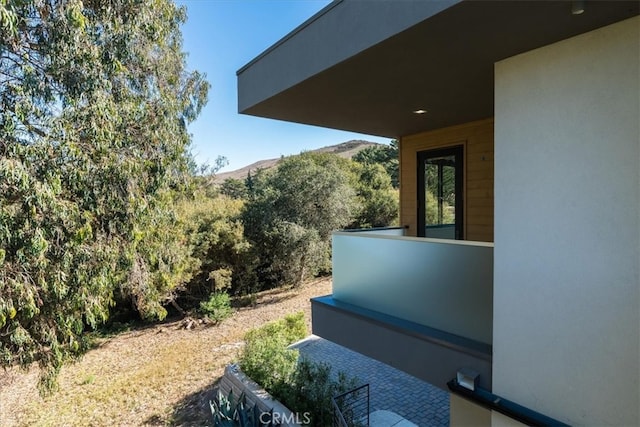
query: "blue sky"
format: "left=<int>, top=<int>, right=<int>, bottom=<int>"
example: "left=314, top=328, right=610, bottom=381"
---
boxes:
left=176, top=0, right=391, bottom=173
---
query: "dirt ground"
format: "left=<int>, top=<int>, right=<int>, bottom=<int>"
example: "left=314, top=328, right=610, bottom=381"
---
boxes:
left=0, top=278, right=332, bottom=426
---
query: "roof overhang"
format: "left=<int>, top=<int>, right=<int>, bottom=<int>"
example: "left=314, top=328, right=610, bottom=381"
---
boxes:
left=237, top=0, right=639, bottom=138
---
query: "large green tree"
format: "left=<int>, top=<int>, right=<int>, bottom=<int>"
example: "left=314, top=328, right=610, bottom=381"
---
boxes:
left=0, top=0, right=207, bottom=392
left=350, top=162, right=399, bottom=229
left=352, top=140, right=399, bottom=188
left=242, top=153, right=358, bottom=288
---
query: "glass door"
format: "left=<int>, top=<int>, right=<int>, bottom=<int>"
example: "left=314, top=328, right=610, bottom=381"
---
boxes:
left=417, top=146, right=463, bottom=239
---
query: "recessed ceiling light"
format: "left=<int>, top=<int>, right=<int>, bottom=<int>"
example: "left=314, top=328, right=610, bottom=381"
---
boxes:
left=571, top=0, right=585, bottom=14
left=413, top=109, right=428, bottom=114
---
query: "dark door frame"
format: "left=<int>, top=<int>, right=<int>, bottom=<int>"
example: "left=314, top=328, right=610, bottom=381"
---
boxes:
left=417, top=145, right=464, bottom=239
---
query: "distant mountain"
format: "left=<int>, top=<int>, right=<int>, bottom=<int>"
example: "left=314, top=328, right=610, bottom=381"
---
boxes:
left=214, top=140, right=382, bottom=182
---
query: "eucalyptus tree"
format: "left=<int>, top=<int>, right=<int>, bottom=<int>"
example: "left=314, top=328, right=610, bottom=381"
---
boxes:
left=0, top=0, right=208, bottom=392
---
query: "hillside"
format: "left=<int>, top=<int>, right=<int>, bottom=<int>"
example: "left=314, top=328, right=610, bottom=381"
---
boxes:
left=214, top=140, right=381, bottom=182
left=1, top=279, right=332, bottom=426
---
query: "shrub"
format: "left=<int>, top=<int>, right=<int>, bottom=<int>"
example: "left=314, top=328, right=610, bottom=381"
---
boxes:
left=176, top=193, right=252, bottom=302
left=239, top=313, right=360, bottom=426
left=281, top=358, right=360, bottom=426
left=239, top=312, right=307, bottom=395
left=244, top=312, right=307, bottom=345
left=199, top=292, right=233, bottom=324
left=240, top=333, right=299, bottom=397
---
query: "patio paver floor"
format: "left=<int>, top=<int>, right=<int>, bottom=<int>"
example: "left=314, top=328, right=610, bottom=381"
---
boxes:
left=291, top=335, right=449, bottom=427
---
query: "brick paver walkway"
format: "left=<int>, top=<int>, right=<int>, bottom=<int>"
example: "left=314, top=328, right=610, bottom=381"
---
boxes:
left=291, top=335, right=450, bottom=427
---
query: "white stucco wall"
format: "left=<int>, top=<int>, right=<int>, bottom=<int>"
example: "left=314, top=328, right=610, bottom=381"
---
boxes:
left=493, top=16, right=639, bottom=426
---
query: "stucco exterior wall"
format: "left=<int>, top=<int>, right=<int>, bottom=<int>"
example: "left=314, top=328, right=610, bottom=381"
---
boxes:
left=493, top=16, right=639, bottom=426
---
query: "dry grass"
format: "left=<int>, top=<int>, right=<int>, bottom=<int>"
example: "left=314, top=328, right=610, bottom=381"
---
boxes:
left=0, top=278, right=332, bottom=426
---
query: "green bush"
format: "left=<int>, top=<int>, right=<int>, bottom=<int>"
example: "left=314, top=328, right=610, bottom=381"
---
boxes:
left=244, top=312, right=307, bottom=345
left=176, top=193, right=252, bottom=301
left=239, top=313, right=360, bottom=426
left=239, top=312, right=307, bottom=395
left=240, top=333, right=299, bottom=397
left=199, top=292, right=233, bottom=324
left=281, top=358, right=360, bottom=426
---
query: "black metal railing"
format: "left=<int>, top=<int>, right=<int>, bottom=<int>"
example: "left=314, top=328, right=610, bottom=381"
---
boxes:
left=332, top=384, right=370, bottom=427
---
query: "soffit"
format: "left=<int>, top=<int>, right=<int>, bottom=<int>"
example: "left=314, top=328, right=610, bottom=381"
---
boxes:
left=238, top=1, right=639, bottom=138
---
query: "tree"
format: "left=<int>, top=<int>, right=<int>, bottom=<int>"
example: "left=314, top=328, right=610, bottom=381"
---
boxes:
left=352, top=140, right=399, bottom=188
left=350, top=162, right=399, bottom=228
left=242, top=153, right=358, bottom=288
left=220, top=177, right=247, bottom=200
left=176, top=191, right=251, bottom=300
left=0, top=0, right=207, bottom=392
left=268, top=153, right=357, bottom=240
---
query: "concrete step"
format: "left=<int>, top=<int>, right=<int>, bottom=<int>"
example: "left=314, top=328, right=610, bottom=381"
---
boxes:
left=369, top=410, right=419, bottom=427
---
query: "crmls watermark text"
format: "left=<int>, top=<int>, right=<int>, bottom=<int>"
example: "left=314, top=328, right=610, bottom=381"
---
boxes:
left=259, top=411, right=312, bottom=425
